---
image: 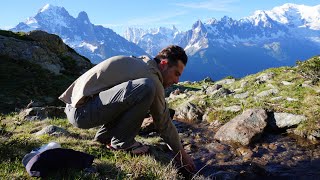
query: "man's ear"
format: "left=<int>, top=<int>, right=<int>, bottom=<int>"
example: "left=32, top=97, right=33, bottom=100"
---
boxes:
left=159, top=59, right=168, bottom=70
left=160, top=59, right=168, bottom=65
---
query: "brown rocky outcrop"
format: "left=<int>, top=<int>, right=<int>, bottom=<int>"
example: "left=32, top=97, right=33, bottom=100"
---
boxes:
left=0, top=30, right=92, bottom=75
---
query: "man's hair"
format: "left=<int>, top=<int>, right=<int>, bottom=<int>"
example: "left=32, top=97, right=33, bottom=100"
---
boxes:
left=155, top=45, right=188, bottom=66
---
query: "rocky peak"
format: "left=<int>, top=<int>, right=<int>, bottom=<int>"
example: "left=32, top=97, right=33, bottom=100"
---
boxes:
left=192, top=20, right=206, bottom=31
left=77, top=11, right=91, bottom=24
left=220, top=16, right=234, bottom=24
left=248, top=10, right=275, bottom=27
left=265, top=3, right=320, bottom=30
left=206, top=18, right=218, bottom=25
left=172, top=25, right=178, bottom=32
left=37, top=4, right=70, bottom=18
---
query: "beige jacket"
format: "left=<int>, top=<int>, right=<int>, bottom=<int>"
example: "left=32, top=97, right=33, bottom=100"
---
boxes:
left=59, top=55, right=183, bottom=153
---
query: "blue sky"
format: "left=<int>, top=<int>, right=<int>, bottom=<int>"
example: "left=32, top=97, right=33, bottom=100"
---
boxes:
left=1, top=0, right=319, bottom=35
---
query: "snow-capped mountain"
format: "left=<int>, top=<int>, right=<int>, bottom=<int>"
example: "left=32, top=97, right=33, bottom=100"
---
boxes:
left=11, top=4, right=147, bottom=64
left=263, top=3, right=320, bottom=30
left=126, top=3, right=320, bottom=81
left=124, top=26, right=185, bottom=56
left=9, top=3, right=320, bottom=81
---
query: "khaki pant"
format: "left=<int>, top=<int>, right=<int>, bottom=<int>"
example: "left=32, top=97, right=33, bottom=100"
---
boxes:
left=64, top=78, right=155, bottom=149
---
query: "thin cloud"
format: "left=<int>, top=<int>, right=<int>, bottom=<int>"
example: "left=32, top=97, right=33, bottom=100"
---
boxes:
left=126, top=11, right=187, bottom=26
left=0, top=25, right=14, bottom=30
left=173, top=0, right=238, bottom=12
left=99, top=23, right=126, bottom=28
left=99, top=11, right=186, bottom=29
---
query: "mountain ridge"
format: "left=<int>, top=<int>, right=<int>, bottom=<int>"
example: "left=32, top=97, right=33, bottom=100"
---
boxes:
left=10, top=3, right=320, bottom=81
left=125, top=3, right=320, bottom=80
left=11, top=4, right=148, bottom=64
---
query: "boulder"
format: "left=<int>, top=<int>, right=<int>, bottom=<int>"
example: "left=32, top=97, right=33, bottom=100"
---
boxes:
left=34, top=125, right=69, bottom=136
left=273, top=113, right=306, bottom=129
left=19, top=106, right=65, bottom=120
left=214, top=109, right=268, bottom=146
left=255, top=72, right=274, bottom=83
left=175, top=102, right=203, bottom=123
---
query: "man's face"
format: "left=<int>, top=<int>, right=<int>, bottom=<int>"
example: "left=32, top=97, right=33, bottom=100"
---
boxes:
left=159, top=59, right=185, bottom=88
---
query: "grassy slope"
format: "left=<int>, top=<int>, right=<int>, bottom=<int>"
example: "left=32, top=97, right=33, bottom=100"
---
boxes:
left=0, top=30, right=182, bottom=179
left=0, top=30, right=92, bottom=113
left=0, top=115, right=180, bottom=179
left=0, top=55, right=77, bottom=113
left=1, top=57, right=318, bottom=179
left=0, top=30, right=319, bottom=179
left=171, top=56, right=320, bottom=131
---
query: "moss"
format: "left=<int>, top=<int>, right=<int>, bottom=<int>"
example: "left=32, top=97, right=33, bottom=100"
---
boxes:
left=207, top=110, right=240, bottom=124
left=0, top=30, right=33, bottom=41
left=0, top=55, right=76, bottom=113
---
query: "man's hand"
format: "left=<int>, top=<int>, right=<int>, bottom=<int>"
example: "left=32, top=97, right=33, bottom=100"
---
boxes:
left=175, top=149, right=196, bottom=173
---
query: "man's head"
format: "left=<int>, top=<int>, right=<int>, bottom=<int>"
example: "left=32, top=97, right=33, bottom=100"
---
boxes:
left=155, top=45, right=188, bottom=88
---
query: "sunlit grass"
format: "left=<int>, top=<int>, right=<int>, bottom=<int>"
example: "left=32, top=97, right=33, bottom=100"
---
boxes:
left=0, top=114, right=182, bottom=179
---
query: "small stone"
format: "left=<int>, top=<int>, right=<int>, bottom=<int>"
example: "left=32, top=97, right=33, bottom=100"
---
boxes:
left=236, top=147, right=253, bottom=158
left=268, top=143, right=277, bottom=150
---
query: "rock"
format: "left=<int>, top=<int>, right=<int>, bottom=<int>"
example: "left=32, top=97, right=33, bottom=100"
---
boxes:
left=175, top=102, right=203, bottom=123
left=270, top=96, right=283, bottom=101
left=256, top=89, right=279, bottom=98
left=286, top=97, right=298, bottom=101
left=184, top=144, right=198, bottom=153
left=210, top=88, right=232, bottom=98
left=214, top=109, right=268, bottom=146
left=168, top=92, right=187, bottom=100
left=172, top=88, right=180, bottom=95
left=34, top=125, right=69, bottom=136
left=19, top=106, right=66, bottom=120
left=216, top=78, right=236, bottom=85
left=266, top=84, right=276, bottom=89
left=234, top=92, right=249, bottom=99
left=203, top=76, right=213, bottom=82
left=240, top=81, right=248, bottom=88
left=202, top=110, right=212, bottom=122
left=273, top=113, right=306, bottom=129
left=209, top=120, right=223, bottom=128
left=223, top=105, right=242, bottom=112
left=236, top=147, right=253, bottom=161
left=233, top=88, right=243, bottom=93
left=0, top=30, right=92, bottom=75
left=205, top=84, right=222, bottom=95
left=206, top=142, right=230, bottom=153
left=302, top=81, right=313, bottom=88
left=198, top=100, right=207, bottom=106
left=282, top=81, right=294, bottom=85
left=310, top=129, right=320, bottom=139
left=255, top=72, right=274, bottom=83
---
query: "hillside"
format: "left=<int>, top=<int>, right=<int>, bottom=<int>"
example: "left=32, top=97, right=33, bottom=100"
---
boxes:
left=169, top=56, right=320, bottom=136
left=0, top=54, right=319, bottom=179
left=0, top=30, right=93, bottom=113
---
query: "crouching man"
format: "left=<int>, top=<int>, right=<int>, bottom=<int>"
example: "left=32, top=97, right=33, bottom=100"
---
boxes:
left=59, top=45, right=196, bottom=172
